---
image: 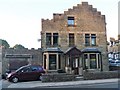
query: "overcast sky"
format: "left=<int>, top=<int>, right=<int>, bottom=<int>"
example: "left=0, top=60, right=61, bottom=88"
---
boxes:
left=0, top=0, right=119, bottom=49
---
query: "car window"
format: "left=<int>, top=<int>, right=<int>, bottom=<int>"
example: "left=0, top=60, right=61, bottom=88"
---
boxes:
left=31, top=67, right=38, bottom=71
left=20, top=67, right=32, bottom=72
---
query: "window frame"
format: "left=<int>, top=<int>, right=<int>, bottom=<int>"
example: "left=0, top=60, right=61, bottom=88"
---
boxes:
left=85, top=34, right=97, bottom=46
left=85, top=34, right=90, bottom=46
left=53, top=33, right=59, bottom=46
left=49, top=54, right=57, bottom=70
left=67, top=17, right=75, bottom=26
left=69, top=33, right=75, bottom=47
left=90, top=54, right=97, bottom=69
left=46, top=33, right=52, bottom=46
left=91, top=34, right=96, bottom=46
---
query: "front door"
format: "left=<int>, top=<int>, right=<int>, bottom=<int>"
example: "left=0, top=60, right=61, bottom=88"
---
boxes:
left=72, top=57, right=79, bottom=74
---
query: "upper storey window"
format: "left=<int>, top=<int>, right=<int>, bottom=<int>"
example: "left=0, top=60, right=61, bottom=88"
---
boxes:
left=46, top=33, right=51, bottom=46
left=46, top=33, right=59, bottom=47
left=68, top=17, right=74, bottom=26
left=85, top=34, right=90, bottom=46
left=69, top=33, right=75, bottom=46
left=85, top=34, right=96, bottom=46
left=91, top=34, right=96, bottom=46
left=53, top=33, right=58, bottom=46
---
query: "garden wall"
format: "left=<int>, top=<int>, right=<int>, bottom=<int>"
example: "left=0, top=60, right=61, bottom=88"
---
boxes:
left=83, top=71, right=120, bottom=80
left=41, top=73, right=76, bottom=82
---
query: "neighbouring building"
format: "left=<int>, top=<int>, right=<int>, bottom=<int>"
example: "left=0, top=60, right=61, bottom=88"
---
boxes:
left=0, top=48, right=2, bottom=74
left=108, top=38, right=120, bottom=60
left=41, top=2, right=109, bottom=75
left=2, top=48, right=43, bottom=74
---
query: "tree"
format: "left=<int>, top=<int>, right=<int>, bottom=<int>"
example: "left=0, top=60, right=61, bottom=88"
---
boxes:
left=13, top=44, right=25, bottom=49
left=0, top=39, right=10, bottom=49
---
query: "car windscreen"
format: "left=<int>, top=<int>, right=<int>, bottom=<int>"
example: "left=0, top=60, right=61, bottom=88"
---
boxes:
left=15, top=66, right=28, bottom=72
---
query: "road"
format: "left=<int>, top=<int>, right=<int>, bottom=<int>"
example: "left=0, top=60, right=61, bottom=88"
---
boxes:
left=0, top=78, right=119, bottom=89
left=39, top=82, right=119, bottom=88
left=1, top=79, right=12, bottom=88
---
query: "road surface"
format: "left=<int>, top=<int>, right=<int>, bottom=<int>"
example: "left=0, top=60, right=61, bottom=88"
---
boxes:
left=0, top=78, right=119, bottom=89
left=38, top=82, right=119, bottom=88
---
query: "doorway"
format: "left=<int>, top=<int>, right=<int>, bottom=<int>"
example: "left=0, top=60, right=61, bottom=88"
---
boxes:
left=72, top=57, right=79, bottom=74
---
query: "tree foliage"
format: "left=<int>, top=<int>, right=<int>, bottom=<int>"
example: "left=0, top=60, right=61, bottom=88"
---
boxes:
left=0, top=39, right=10, bottom=48
left=13, top=44, right=25, bottom=49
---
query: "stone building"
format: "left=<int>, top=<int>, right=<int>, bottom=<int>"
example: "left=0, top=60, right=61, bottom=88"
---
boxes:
left=0, top=48, right=2, bottom=74
left=2, top=48, right=43, bottom=74
left=41, top=2, right=109, bottom=75
left=108, top=39, right=120, bottom=60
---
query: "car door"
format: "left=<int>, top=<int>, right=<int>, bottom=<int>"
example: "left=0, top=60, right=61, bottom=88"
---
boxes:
left=17, top=66, right=32, bottom=81
left=30, top=66, right=41, bottom=80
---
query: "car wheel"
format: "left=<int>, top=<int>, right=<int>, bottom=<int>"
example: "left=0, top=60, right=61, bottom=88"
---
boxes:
left=12, top=77, right=19, bottom=83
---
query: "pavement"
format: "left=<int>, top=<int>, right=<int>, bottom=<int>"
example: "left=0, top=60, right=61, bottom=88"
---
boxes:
left=7, top=78, right=119, bottom=88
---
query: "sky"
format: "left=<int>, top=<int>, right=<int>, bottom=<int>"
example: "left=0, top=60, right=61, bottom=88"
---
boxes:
left=0, top=0, right=119, bottom=49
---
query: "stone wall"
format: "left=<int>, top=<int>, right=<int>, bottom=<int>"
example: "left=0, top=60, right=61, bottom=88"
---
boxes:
left=83, top=71, right=120, bottom=80
left=41, top=73, right=76, bottom=82
left=2, top=48, right=43, bottom=74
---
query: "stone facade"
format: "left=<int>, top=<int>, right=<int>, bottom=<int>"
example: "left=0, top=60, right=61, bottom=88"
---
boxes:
left=41, top=2, right=109, bottom=74
left=2, top=48, right=43, bottom=74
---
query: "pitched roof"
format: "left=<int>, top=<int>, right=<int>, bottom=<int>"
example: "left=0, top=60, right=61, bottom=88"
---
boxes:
left=65, top=46, right=82, bottom=55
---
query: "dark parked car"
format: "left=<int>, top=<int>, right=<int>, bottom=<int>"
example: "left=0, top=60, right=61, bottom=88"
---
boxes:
left=109, top=59, right=120, bottom=71
left=6, top=64, right=45, bottom=83
left=109, top=59, right=120, bottom=67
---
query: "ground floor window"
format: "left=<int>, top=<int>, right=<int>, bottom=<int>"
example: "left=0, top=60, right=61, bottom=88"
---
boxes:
left=49, top=54, right=56, bottom=70
left=44, top=55, right=46, bottom=69
left=43, top=53, right=62, bottom=70
left=90, top=54, right=97, bottom=69
left=84, top=54, right=89, bottom=68
left=84, top=53, right=100, bottom=69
